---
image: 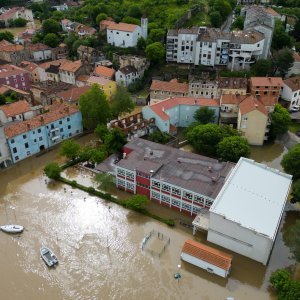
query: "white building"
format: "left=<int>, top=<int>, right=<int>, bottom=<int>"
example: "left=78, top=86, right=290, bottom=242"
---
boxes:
left=166, top=27, right=265, bottom=71
left=181, top=239, right=232, bottom=278
left=103, top=17, right=148, bottom=48
left=0, top=7, right=33, bottom=27
left=207, top=157, right=292, bottom=265
left=115, top=66, right=140, bottom=87
left=281, top=76, right=300, bottom=109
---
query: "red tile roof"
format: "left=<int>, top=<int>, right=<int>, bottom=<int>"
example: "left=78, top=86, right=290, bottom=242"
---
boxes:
left=0, top=84, right=30, bottom=96
left=149, top=97, right=220, bottom=121
left=4, top=104, right=80, bottom=138
left=251, top=77, right=284, bottom=88
left=284, top=76, right=300, bottom=92
left=0, top=44, right=24, bottom=52
left=59, top=60, right=82, bottom=72
left=0, top=64, right=29, bottom=78
left=56, top=86, right=90, bottom=102
left=0, top=7, right=21, bottom=21
left=182, top=239, right=232, bottom=271
left=27, top=43, right=50, bottom=51
left=104, top=20, right=138, bottom=32
left=94, top=66, right=115, bottom=78
left=0, top=100, right=31, bottom=117
left=239, top=95, right=268, bottom=116
left=257, top=94, right=277, bottom=106
left=38, top=59, right=67, bottom=70
left=221, top=94, right=246, bottom=105
left=87, top=76, right=111, bottom=86
left=151, top=79, right=189, bottom=94
left=20, top=61, right=38, bottom=72
left=264, top=7, right=280, bottom=17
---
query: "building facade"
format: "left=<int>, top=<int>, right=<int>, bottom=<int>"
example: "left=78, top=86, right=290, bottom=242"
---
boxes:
left=281, top=76, right=300, bottom=109
left=0, top=65, right=30, bottom=91
left=250, top=77, right=284, bottom=99
left=115, top=66, right=140, bottom=87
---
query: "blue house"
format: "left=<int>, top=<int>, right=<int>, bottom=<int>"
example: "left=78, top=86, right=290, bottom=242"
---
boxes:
left=5, top=104, right=83, bottom=163
left=142, top=97, right=220, bottom=134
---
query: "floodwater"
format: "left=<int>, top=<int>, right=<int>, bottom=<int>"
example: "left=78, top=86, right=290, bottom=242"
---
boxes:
left=0, top=20, right=41, bottom=37
left=0, top=135, right=298, bottom=300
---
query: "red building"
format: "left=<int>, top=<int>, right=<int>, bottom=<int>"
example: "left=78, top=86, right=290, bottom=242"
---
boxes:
left=115, top=139, right=234, bottom=216
left=0, top=64, right=31, bottom=91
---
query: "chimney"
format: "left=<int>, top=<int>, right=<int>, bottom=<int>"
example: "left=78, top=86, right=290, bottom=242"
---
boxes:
left=27, top=123, right=30, bottom=129
left=40, top=116, right=44, bottom=123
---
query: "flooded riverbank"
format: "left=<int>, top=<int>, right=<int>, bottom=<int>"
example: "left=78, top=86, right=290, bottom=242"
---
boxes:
left=0, top=134, right=298, bottom=299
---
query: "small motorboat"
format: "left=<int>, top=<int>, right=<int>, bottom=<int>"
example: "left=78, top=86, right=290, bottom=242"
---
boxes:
left=0, top=224, right=24, bottom=233
left=40, top=247, right=58, bottom=267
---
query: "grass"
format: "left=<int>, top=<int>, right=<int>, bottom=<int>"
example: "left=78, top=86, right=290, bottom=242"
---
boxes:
left=289, top=122, right=300, bottom=133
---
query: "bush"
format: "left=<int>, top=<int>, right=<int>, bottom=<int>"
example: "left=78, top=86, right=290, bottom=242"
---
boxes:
left=44, top=162, right=62, bottom=180
left=87, top=187, right=95, bottom=194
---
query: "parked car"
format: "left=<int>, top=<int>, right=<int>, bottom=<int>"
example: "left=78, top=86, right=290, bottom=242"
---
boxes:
left=296, top=130, right=300, bottom=137
left=290, top=105, right=300, bottom=112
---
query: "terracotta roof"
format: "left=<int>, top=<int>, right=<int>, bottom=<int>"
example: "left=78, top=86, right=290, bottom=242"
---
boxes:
left=100, top=20, right=115, bottom=28
left=284, top=76, right=300, bottom=92
left=106, top=21, right=138, bottom=32
left=56, top=86, right=90, bottom=102
left=151, top=79, right=189, bottom=94
left=4, top=104, right=80, bottom=138
left=76, top=24, right=97, bottom=35
left=59, top=60, right=82, bottom=72
left=221, top=94, right=247, bottom=105
left=0, top=100, right=31, bottom=117
left=256, top=94, right=277, bottom=106
left=27, top=43, right=50, bottom=51
left=251, top=77, right=284, bottom=87
left=264, top=7, right=280, bottom=17
left=0, top=44, right=24, bottom=52
left=76, top=75, right=89, bottom=82
left=38, top=59, right=67, bottom=70
left=95, top=66, right=115, bottom=78
left=118, top=65, right=137, bottom=75
left=87, top=76, right=111, bottom=86
left=0, top=64, right=29, bottom=78
left=239, top=95, right=267, bottom=116
left=0, top=7, right=21, bottom=21
left=149, top=97, right=220, bottom=121
left=61, top=18, right=71, bottom=25
left=182, top=239, right=232, bottom=271
left=20, top=61, right=38, bottom=72
left=0, top=84, right=30, bottom=96
left=0, top=40, right=12, bottom=47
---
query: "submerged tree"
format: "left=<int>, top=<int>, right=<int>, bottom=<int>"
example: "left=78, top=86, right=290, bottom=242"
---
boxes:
left=44, top=162, right=62, bottom=180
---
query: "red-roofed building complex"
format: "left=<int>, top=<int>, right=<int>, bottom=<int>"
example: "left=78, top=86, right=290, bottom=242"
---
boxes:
left=250, top=77, right=284, bottom=99
left=181, top=239, right=232, bottom=278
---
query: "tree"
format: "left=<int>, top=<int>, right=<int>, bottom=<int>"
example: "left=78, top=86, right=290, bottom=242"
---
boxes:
left=0, top=94, right=5, bottom=105
left=281, top=144, right=300, bottom=179
left=217, top=136, right=250, bottom=162
left=79, top=84, right=111, bottom=129
left=123, top=195, right=148, bottom=212
left=145, top=42, right=165, bottom=64
left=127, top=5, right=142, bottom=18
left=194, top=107, right=216, bottom=124
left=251, top=59, right=272, bottom=76
left=110, top=86, right=135, bottom=118
left=213, top=0, right=232, bottom=21
left=270, top=104, right=291, bottom=139
left=122, top=16, right=140, bottom=25
left=148, top=130, right=170, bottom=144
left=60, top=140, right=81, bottom=161
left=0, top=31, right=14, bottom=43
left=186, top=124, right=224, bottom=156
left=13, top=18, right=27, bottom=27
left=104, top=128, right=127, bottom=154
left=291, top=179, right=300, bottom=203
left=272, top=20, right=293, bottom=50
left=44, top=162, right=62, bottom=180
left=272, top=48, right=294, bottom=77
left=148, top=29, right=165, bottom=43
left=137, top=37, right=146, bottom=50
left=89, top=148, right=108, bottom=164
left=94, top=124, right=109, bottom=142
left=210, top=11, right=222, bottom=28
left=95, top=173, right=114, bottom=191
left=44, top=33, right=60, bottom=48
left=96, top=13, right=108, bottom=24
left=42, top=19, right=61, bottom=34
left=285, top=220, right=300, bottom=262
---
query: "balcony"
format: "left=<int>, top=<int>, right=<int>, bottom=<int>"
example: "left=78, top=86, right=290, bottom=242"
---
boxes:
left=50, top=128, right=59, bottom=133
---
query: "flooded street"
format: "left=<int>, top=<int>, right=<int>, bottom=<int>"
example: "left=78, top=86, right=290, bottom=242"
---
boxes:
left=0, top=135, right=298, bottom=299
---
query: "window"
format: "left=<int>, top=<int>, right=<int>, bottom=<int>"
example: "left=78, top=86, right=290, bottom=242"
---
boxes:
left=26, top=151, right=30, bottom=156
left=68, top=125, right=71, bottom=129
left=151, top=191, right=160, bottom=200
left=117, top=178, right=125, bottom=187
left=183, top=191, right=193, bottom=200
left=11, top=139, right=15, bottom=144
left=126, top=182, right=134, bottom=190
left=161, top=195, right=170, bottom=204
left=126, top=171, right=134, bottom=179
left=34, top=139, right=37, bottom=142
left=117, top=168, right=126, bottom=176
left=21, top=77, right=24, bottom=81
left=59, top=120, right=62, bottom=125
left=13, top=147, right=17, bottom=153
left=25, top=142, right=29, bottom=148
left=23, top=134, right=27, bottom=139
left=15, top=156, right=19, bottom=161
left=172, top=187, right=181, bottom=196
left=194, top=196, right=204, bottom=204
left=116, top=32, right=119, bottom=34
left=38, top=128, right=41, bottom=133
left=171, top=199, right=180, bottom=207
left=242, top=116, right=248, bottom=121
left=39, top=137, right=43, bottom=141
left=126, top=33, right=129, bottom=36
left=67, top=118, right=70, bottom=122
left=152, top=180, right=160, bottom=189
left=60, top=128, right=63, bottom=132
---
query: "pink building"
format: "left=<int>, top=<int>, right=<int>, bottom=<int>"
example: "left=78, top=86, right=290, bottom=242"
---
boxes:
left=0, top=65, right=31, bottom=91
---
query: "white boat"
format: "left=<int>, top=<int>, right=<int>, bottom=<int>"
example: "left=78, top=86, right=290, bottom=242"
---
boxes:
left=40, top=247, right=58, bottom=267
left=0, top=224, right=24, bottom=233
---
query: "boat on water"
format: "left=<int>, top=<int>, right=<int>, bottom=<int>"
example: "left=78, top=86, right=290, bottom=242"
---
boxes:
left=40, top=247, right=58, bottom=267
left=0, top=224, right=24, bottom=233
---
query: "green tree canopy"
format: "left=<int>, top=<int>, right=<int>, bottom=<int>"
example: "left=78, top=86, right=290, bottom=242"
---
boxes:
left=194, top=107, right=216, bottom=124
left=95, top=173, right=115, bottom=191
left=44, top=33, right=60, bottom=48
left=137, top=37, right=147, bottom=50
left=42, top=19, right=61, bottom=34
left=270, top=104, right=291, bottom=139
left=89, top=147, right=108, bottom=164
left=123, top=195, right=148, bottom=212
left=94, top=124, right=110, bottom=142
left=291, top=179, right=300, bottom=203
left=13, top=18, right=27, bottom=27
left=60, top=140, right=81, bottom=160
left=104, top=128, right=127, bottom=154
left=148, top=28, right=165, bottom=43
left=213, top=0, right=232, bottom=21
left=284, top=220, right=300, bottom=262
left=251, top=59, right=272, bottom=76
left=0, top=31, right=14, bottom=43
left=272, top=20, right=293, bottom=50
left=148, top=130, right=170, bottom=144
left=145, top=42, right=165, bottom=64
left=210, top=11, right=222, bottom=28
left=96, top=13, right=108, bottom=24
left=281, top=144, right=300, bottom=179
left=231, top=16, right=244, bottom=30
left=44, top=162, right=62, bottom=180
left=79, top=84, right=111, bottom=129
left=217, top=136, right=250, bottom=162
left=110, top=86, right=135, bottom=119
left=272, top=48, right=294, bottom=77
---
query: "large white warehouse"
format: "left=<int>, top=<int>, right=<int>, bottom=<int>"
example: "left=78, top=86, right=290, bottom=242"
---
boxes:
left=207, top=157, right=292, bottom=265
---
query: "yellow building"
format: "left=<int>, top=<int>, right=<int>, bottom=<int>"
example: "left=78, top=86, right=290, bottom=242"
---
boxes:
left=87, top=76, right=116, bottom=99
left=218, top=77, right=248, bottom=96
left=237, top=95, right=269, bottom=146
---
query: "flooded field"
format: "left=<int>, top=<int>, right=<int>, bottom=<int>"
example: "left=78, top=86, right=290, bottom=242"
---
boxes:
left=0, top=134, right=298, bottom=300
left=0, top=20, right=41, bottom=37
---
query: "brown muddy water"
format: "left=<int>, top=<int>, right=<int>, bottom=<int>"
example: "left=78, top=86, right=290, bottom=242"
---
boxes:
left=0, top=135, right=299, bottom=300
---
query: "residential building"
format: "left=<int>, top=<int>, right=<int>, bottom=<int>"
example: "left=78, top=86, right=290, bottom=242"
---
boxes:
left=59, top=60, right=83, bottom=85
left=19, top=61, right=41, bottom=83
left=52, top=43, right=68, bottom=60
left=112, top=138, right=234, bottom=215
left=76, top=75, right=89, bottom=87
left=207, top=157, right=292, bottom=265
left=87, top=76, right=117, bottom=98
left=150, top=79, right=189, bottom=104
left=94, top=66, right=115, bottom=80
left=0, top=7, right=33, bottom=27
left=0, top=64, right=30, bottom=91
left=142, top=97, right=219, bottom=134
left=56, top=85, right=91, bottom=106
left=115, top=66, right=140, bottom=87
left=181, top=240, right=232, bottom=278
left=250, top=77, right=284, bottom=99
left=0, top=84, right=31, bottom=101
left=4, top=104, right=83, bottom=163
left=102, top=17, right=148, bottom=48
left=166, top=27, right=265, bottom=70
left=77, top=45, right=104, bottom=64
left=281, top=76, right=300, bottom=109
left=25, top=43, right=52, bottom=62
left=76, top=24, right=97, bottom=38
left=218, top=77, right=248, bottom=95
left=38, top=59, right=67, bottom=82
left=0, top=42, right=27, bottom=65
left=16, top=28, right=37, bottom=44
left=114, top=54, right=149, bottom=74
left=188, top=77, right=219, bottom=99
